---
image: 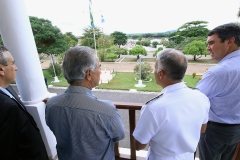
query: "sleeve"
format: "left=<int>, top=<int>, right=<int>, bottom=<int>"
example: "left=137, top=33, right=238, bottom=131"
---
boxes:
left=196, top=71, right=220, bottom=98
left=0, top=100, right=25, bottom=156
left=110, top=108, right=125, bottom=142
left=133, top=105, right=159, bottom=144
left=202, top=97, right=210, bottom=124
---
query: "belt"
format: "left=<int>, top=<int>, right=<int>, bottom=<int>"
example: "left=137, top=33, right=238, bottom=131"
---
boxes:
left=207, top=121, right=240, bottom=127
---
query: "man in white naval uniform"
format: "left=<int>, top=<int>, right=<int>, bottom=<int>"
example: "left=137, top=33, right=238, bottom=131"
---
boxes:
left=133, top=49, right=210, bottom=160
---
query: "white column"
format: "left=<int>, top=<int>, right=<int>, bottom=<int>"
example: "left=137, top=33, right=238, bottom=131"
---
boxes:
left=0, top=0, right=57, bottom=159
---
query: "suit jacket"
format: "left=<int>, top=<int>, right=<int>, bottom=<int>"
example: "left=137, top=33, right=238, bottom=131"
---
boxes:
left=0, top=85, right=48, bottom=160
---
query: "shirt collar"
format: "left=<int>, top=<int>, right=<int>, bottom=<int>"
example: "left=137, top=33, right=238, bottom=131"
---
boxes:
left=160, top=81, right=187, bottom=94
left=0, top=86, right=14, bottom=98
left=219, top=49, right=240, bottom=64
left=65, top=85, right=96, bottom=99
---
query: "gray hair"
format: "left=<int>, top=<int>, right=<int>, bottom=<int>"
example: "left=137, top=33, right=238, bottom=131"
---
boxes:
left=0, top=45, right=9, bottom=66
left=62, top=46, right=98, bottom=84
left=156, top=48, right=187, bottom=81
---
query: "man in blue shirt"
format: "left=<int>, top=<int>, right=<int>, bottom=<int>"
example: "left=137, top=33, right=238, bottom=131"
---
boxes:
left=197, top=23, right=240, bottom=160
left=45, top=46, right=125, bottom=160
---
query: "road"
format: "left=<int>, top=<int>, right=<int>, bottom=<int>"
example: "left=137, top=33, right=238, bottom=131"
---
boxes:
left=41, top=54, right=216, bottom=75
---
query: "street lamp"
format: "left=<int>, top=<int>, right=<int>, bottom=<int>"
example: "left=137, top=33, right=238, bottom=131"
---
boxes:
left=134, top=55, right=146, bottom=88
left=139, top=55, right=141, bottom=81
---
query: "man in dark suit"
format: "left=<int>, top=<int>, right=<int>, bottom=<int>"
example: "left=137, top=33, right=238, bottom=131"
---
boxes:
left=0, top=45, right=48, bottom=159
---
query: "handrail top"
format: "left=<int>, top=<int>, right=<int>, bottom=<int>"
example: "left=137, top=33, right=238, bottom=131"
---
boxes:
left=113, top=101, right=143, bottom=110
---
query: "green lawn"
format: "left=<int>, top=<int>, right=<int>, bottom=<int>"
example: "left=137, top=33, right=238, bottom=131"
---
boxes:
left=43, top=70, right=200, bottom=92
left=43, top=70, right=69, bottom=87
left=120, top=57, right=217, bottom=64
left=121, top=58, right=155, bottom=62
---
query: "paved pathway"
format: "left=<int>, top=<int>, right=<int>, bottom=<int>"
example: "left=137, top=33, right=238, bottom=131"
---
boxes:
left=42, top=60, right=216, bottom=76
left=41, top=54, right=216, bottom=76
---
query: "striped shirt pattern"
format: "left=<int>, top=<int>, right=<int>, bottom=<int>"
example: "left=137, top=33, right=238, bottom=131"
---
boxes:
left=45, top=86, right=125, bottom=160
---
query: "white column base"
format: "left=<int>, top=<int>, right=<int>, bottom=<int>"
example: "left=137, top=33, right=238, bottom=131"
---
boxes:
left=25, top=93, right=57, bottom=160
left=51, top=76, right=61, bottom=83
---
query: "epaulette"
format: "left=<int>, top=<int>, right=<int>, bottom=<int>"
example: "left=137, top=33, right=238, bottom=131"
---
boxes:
left=145, top=93, right=163, bottom=104
left=188, top=87, right=199, bottom=90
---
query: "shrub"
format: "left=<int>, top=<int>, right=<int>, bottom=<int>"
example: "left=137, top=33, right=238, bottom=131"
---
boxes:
left=153, top=47, right=163, bottom=57
left=136, top=41, right=141, bottom=45
left=106, top=52, right=117, bottom=62
left=192, top=72, right=196, bottom=78
left=152, top=41, right=159, bottom=48
left=141, top=40, right=151, bottom=46
left=134, top=62, right=153, bottom=80
left=106, top=46, right=128, bottom=56
left=47, top=62, right=62, bottom=77
left=198, top=76, right=202, bottom=81
left=98, top=49, right=106, bottom=62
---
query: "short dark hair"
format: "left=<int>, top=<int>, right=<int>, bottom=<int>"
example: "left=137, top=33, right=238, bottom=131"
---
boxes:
left=0, top=45, right=9, bottom=66
left=208, top=23, right=240, bottom=46
left=157, top=49, right=187, bottom=81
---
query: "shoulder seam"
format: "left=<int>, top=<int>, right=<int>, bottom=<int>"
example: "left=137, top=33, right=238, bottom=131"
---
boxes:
left=145, top=93, right=163, bottom=104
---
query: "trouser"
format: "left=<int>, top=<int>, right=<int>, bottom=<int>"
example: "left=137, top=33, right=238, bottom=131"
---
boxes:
left=198, top=122, right=240, bottom=160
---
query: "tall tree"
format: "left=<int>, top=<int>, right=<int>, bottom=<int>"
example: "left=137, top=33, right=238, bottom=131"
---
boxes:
left=63, top=32, right=78, bottom=47
left=97, top=34, right=114, bottom=49
left=167, top=20, right=209, bottom=49
left=111, top=31, right=127, bottom=48
left=134, top=62, right=153, bottom=80
left=129, top=45, right=147, bottom=58
left=174, top=36, right=207, bottom=50
left=63, top=35, right=77, bottom=47
left=106, top=45, right=128, bottom=58
left=178, top=20, right=209, bottom=38
left=182, top=40, right=208, bottom=61
left=64, top=32, right=78, bottom=42
left=29, top=16, right=68, bottom=55
left=97, top=34, right=114, bottom=62
left=80, top=26, right=102, bottom=49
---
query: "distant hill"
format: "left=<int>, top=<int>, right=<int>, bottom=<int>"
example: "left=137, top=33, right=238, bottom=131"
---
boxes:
left=127, top=30, right=177, bottom=36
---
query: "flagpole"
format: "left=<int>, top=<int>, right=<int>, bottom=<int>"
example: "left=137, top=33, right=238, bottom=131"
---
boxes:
left=89, top=1, right=97, bottom=56
left=93, top=27, right=97, bottom=56
left=101, top=14, right=105, bottom=51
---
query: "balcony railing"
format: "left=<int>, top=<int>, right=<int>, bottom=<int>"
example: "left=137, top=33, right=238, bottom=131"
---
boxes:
left=114, top=101, right=143, bottom=160
left=113, top=102, right=240, bottom=160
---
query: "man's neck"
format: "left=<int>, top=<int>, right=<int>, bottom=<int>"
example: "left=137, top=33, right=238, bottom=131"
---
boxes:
left=0, top=81, right=9, bottom=89
left=161, top=80, right=182, bottom=89
left=70, top=81, right=92, bottom=90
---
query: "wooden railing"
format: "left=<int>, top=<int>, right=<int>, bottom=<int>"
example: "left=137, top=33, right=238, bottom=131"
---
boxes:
left=113, top=101, right=240, bottom=160
left=114, top=102, right=143, bottom=160
left=233, top=143, right=240, bottom=160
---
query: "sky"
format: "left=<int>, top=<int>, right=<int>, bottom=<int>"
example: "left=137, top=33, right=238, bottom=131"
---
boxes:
left=23, top=0, right=240, bottom=36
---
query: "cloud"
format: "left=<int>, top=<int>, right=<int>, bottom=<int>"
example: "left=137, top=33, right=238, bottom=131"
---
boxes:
left=24, top=0, right=240, bottom=36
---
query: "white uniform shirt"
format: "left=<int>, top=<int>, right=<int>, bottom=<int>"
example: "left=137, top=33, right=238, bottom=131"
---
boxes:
left=133, top=82, right=210, bottom=160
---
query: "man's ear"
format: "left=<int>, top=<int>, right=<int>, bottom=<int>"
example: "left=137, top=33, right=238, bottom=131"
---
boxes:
left=0, top=65, right=5, bottom=76
left=86, top=69, right=92, bottom=81
left=228, top=37, right=235, bottom=45
left=158, top=70, right=164, bottom=80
